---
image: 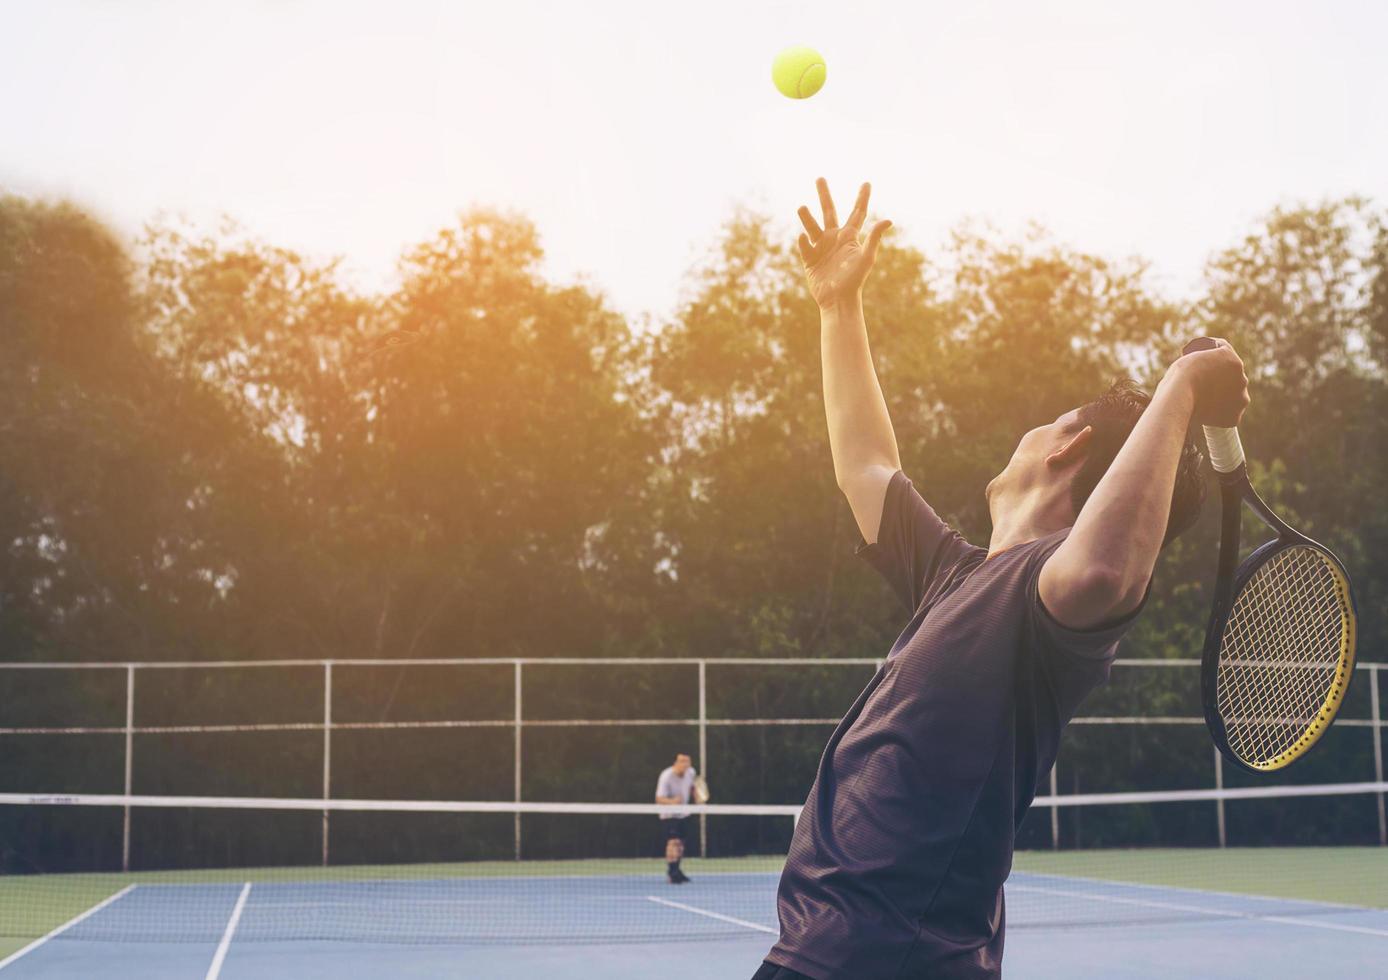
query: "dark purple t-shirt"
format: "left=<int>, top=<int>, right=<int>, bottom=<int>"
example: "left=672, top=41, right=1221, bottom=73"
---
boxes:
left=765, top=471, right=1143, bottom=979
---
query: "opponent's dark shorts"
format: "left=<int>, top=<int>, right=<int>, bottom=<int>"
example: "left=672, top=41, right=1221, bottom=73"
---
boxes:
left=751, top=961, right=813, bottom=980
left=661, top=817, right=688, bottom=841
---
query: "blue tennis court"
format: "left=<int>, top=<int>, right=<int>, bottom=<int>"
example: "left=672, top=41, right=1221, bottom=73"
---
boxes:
left=4, top=860, right=1386, bottom=979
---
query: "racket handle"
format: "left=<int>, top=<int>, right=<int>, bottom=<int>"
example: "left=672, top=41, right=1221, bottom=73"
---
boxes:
left=1181, top=337, right=1247, bottom=474
left=1201, top=425, right=1245, bottom=474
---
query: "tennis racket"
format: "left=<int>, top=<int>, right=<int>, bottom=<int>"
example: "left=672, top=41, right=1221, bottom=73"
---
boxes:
left=1184, top=337, right=1358, bottom=773
left=693, top=775, right=710, bottom=804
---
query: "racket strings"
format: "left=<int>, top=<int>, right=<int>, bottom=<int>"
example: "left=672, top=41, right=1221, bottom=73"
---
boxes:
left=1216, top=545, right=1351, bottom=767
left=1225, top=554, right=1341, bottom=734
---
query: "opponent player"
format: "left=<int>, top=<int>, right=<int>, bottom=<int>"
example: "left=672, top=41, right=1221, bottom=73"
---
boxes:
left=752, top=180, right=1248, bottom=979
left=655, top=752, right=698, bottom=884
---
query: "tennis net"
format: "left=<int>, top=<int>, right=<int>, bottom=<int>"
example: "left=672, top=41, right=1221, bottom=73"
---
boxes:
left=2, top=784, right=1385, bottom=952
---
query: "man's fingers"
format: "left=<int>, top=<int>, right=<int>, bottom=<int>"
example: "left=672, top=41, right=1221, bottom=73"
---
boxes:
left=816, top=177, right=838, bottom=229
left=797, top=232, right=814, bottom=263
left=845, top=182, right=871, bottom=232
left=863, top=219, right=892, bottom=263
left=797, top=205, right=823, bottom=241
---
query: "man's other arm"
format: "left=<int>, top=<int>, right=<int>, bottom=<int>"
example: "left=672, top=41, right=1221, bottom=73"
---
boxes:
left=1040, top=344, right=1248, bottom=629
left=795, top=178, right=900, bottom=542
left=822, top=296, right=900, bottom=542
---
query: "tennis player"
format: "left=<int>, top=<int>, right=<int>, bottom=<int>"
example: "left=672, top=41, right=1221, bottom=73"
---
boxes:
left=752, top=179, right=1247, bottom=980
left=655, top=752, right=697, bottom=884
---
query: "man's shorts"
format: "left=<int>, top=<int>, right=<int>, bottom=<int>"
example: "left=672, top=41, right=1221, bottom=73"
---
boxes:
left=661, top=817, right=688, bottom=841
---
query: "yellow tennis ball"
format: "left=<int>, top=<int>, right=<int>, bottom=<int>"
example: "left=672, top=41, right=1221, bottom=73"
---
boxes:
left=772, top=46, right=826, bottom=100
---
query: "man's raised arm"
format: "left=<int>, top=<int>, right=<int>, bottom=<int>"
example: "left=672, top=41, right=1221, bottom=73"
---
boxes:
left=797, top=178, right=899, bottom=542
left=1040, top=341, right=1249, bottom=629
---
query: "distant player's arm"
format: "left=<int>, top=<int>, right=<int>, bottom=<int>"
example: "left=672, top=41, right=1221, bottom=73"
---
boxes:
left=1040, top=345, right=1248, bottom=629
left=796, top=178, right=899, bottom=540
left=654, top=774, right=679, bottom=805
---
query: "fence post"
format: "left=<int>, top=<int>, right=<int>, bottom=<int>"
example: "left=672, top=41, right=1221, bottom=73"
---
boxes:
left=322, top=661, right=332, bottom=866
left=1372, top=664, right=1385, bottom=847
left=122, top=665, right=134, bottom=872
left=1049, top=763, right=1059, bottom=850
left=514, top=660, right=523, bottom=860
left=1214, top=747, right=1227, bottom=848
left=698, top=660, right=708, bottom=859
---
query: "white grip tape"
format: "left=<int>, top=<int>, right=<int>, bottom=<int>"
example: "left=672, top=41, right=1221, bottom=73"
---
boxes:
left=1202, top=425, right=1245, bottom=474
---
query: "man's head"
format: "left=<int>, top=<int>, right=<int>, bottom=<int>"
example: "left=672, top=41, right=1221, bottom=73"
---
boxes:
left=986, top=379, right=1205, bottom=545
left=672, top=753, right=692, bottom=775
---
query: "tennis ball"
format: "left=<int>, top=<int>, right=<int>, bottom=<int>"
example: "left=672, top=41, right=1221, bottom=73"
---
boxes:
left=772, top=46, right=826, bottom=100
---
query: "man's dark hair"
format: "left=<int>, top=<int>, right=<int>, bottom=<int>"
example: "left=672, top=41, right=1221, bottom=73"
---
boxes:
left=1070, top=379, right=1206, bottom=545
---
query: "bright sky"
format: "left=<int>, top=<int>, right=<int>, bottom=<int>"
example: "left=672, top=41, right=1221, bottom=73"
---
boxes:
left=3, top=0, right=1385, bottom=320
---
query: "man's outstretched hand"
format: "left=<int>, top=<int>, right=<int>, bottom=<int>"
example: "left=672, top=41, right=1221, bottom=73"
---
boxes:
left=797, top=178, right=892, bottom=310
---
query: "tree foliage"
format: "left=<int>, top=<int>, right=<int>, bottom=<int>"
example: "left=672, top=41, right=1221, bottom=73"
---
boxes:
left=2, top=192, right=1384, bottom=834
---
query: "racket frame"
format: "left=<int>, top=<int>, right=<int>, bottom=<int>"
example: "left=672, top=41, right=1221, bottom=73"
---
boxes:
left=1200, top=464, right=1359, bottom=773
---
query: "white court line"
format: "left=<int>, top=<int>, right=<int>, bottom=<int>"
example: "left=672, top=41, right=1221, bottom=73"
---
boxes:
left=1256, top=915, right=1388, bottom=938
left=1016, top=869, right=1378, bottom=914
left=204, top=882, right=251, bottom=980
left=644, top=895, right=778, bottom=935
left=0, top=884, right=136, bottom=971
left=1010, top=883, right=1388, bottom=938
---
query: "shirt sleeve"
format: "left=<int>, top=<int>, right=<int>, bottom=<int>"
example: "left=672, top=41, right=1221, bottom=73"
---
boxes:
left=655, top=772, right=672, bottom=799
left=1028, top=540, right=1150, bottom=662
left=854, top=470, right=976, bottom=612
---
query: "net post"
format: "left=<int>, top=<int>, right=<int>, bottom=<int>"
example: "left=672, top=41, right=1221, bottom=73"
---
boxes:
left=1371, top=664, right=1385, bottom=847
left=1048, top=762, right=1059, bottom=850
left=322, top=661, right=333, bottom=866
left=1214, top=747, right=1227, bottom=848
left=122, top=665, right=134, bottom=872
left=514, top=660, right=523, bottom=861
left=698, top=659, right=708, bottom=859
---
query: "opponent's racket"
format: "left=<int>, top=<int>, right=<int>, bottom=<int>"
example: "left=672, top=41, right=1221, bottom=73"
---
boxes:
left=1184, top=337, right=1358, bottom=773
left=693, top=775, right=710, bottom=804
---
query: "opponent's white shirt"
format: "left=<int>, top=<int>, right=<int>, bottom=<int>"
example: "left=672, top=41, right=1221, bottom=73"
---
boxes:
left=655, top=766, right=697, bottom=819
